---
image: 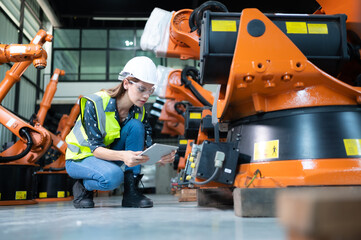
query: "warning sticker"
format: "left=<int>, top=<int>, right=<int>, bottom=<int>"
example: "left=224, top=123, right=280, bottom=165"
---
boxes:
left=179, top=139, right=188, bottom=145
left=39, top=192, right=47, bottom=198
left=254, top=140, right=279, bottom=161
left=344, top=139, right=361, bottom=156
left=15, top=191, right=27, bottom=200
left=286, top=22, right=308, bottom=34
left=189, top=112, right=201, bottom=119
left=308, top=23, right=328, bottom=34
left=212, top=20, right=237, bottom=32
left=57, top=191, right=65, bottom=198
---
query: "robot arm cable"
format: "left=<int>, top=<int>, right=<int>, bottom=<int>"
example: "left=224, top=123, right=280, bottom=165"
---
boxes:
left=0, top=128, right=33, bottom=163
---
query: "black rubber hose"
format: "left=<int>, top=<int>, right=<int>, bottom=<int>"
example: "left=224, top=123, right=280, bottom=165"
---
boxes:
left=0, top=128, right=33, bottom=163
left=190, top=1, right=228, bottom=35
left=174, top=102, right=187, bottom=116
left=182, top=66, right=200, bottom=84
left=189, top=7, right=198, bottom=32
left=181, top=66, right=212, bottom=107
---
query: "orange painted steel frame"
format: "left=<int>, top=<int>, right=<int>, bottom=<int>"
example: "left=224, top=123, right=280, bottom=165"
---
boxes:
left=236, top=159, right=361, bottom=188
left=217, top=8, right=361, bottom=189
left=217, top=8, right=361, bottom=121
left=167, top=9, right=200, bottom=60
left=0, top=30, right=53, bottom=166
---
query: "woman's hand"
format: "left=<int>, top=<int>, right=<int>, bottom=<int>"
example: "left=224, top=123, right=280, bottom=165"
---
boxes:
left=122, top=151, right=149, bottom=167
left=157, top=150, right=176, bottom=166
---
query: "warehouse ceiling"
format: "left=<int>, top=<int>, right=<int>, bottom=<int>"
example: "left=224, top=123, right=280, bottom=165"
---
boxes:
left=46, top=0, right=320, bottom=28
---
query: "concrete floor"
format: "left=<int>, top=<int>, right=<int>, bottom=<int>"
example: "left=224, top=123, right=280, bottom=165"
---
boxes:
left=0, top=194, right=286, bottom=240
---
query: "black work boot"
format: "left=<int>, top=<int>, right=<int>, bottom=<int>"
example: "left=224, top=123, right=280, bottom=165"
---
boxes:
left=122, top=171, right=153, bottom=208
left=72, top=180, right=95, bottom=208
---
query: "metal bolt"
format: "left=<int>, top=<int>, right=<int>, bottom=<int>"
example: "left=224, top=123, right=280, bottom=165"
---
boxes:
left=281, top=74, right=292, bottom=81
left=244, top=75, right=254, bottom=83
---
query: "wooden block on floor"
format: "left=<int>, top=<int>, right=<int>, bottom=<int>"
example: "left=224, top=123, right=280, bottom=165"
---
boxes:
left=197, top=188, right=233, bottom=209
left=95, top=190, right=112, bottom=197
left=233, top=187, right=281, bottom=217
left=178, top=189, right=197, bottom=202
left=277, top=186, right=361, bottom=240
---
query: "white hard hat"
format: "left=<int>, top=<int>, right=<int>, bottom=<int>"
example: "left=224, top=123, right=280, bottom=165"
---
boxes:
left=118, top=56, right=157, bottom=85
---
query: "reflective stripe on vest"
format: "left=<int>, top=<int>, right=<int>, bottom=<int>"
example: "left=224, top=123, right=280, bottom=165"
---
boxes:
left=65, top=91, right=145, bottom=160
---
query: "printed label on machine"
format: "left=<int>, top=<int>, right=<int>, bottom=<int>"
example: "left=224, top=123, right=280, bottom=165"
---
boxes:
left=307, top=23, right=328, bottom=34
left=15, top=191, right=27, bottom=200
left=343, top=139, right=361, bottom=156
left=57, top=191, right=65, bottom=198
left=286, top=22, right=328, bottom=34
left=39, top=192, right=47, bottom=198
left=211, top=20, right=237, bottom=32
left=189, top=112, right=202, bottom=119
left=253, top=140, right=279, bottom=161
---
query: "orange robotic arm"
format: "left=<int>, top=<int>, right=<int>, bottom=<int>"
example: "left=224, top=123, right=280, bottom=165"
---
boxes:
left=166, top=69, right=214, bottom=107
left=0, top=107, right=52, bottom=165
left=42, top=96, right=81, bottom=170
left=216, top=9, right=361, bottom=121
left=159, top=69, right=214, bottom=137
left=0, top=30, right=52, bottom=104
left=0, top=44, right=43, bottom=64
left=166, top=9, right=200, bottom=60
left=36, top=68, right=65, bottom=126
left=143, top=2, right=228, bottom=59
left=43, top=96, right=83, bottom=171
left=0, top=30, right=53, bottom=165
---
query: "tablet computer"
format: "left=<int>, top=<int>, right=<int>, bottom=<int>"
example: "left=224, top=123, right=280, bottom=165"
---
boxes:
left=140, top=143, right=179, bottom=165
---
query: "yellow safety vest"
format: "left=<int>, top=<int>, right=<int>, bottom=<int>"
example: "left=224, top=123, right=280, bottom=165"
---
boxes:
left=65, top=91, right=145, bottom=160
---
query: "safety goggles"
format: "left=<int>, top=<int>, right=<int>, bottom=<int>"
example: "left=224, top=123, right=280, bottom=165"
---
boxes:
left=128, top=80, right=155, bottom=95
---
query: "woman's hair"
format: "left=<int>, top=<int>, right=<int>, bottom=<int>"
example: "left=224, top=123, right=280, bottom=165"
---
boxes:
left=102, top=77, right=140, bottom=98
